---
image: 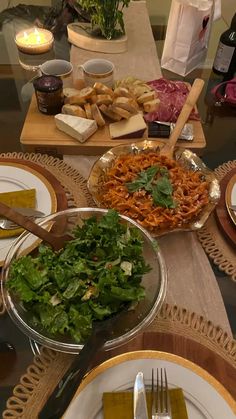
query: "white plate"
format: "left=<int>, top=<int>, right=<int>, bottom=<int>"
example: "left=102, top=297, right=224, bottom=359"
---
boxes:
left=63, top=351, right=236, bottom=419
left=0, top=162, right=57, bottom=264
left=225, top=173, right=236, bottom=226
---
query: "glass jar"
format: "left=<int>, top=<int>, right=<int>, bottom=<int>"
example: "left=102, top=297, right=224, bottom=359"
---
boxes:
left=33, top=75, right=64, bottom=115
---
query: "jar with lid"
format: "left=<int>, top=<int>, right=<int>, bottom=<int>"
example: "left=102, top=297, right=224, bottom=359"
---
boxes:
left=33, top=75, right=64, bottom=115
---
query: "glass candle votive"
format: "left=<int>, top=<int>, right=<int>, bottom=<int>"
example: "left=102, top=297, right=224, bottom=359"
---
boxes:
left=15, top=28, right=54, bottom=55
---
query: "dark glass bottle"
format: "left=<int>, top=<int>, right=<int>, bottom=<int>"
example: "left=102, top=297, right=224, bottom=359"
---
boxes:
left=213, top=13, right=236, bottom=80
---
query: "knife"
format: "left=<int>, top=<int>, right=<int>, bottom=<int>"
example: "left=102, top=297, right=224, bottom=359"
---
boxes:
left=133, top=372, right=148, bottom=419
left=229, top=205, right=236, bottom=211
left=12, top=207, right=45, bottom=217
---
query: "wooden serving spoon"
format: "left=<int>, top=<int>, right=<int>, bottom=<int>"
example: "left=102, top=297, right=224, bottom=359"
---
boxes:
left=160, top=78, right=205, bottom=159
left=0, top=202, right=69, bottom=251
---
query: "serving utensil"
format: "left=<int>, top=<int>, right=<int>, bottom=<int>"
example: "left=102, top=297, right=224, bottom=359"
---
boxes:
left=0, top=208, right=46, bottom=230
left=160, top=78, right=205, bottom=158
left=0, top=202, right=69, bottom=251
left=38, top=309, right=129, bottom=419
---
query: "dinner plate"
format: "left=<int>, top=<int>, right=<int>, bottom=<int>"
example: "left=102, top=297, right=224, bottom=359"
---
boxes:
left=63, top=351, right=236, bottom=419
left=0, top=161, right=57, bottom=265
left=225, top=173, right=236, bottom=226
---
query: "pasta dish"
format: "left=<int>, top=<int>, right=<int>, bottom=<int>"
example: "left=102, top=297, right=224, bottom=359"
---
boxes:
left=99, top=152, right=210, bottom=234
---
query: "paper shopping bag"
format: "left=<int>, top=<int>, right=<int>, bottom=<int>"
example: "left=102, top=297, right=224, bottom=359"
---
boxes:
left=161, top=0, right=214, bottom=76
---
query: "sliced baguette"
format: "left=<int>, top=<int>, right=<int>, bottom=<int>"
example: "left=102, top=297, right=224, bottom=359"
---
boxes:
left=96, top=94, right=113, bottom=106
left=99, top=104, right=122, bottom=121
left=78, top=87, right=96, bottom=100
left=63, top=88, right=80, bottom=98
left=143, top=98, right=160, bottom=113
left=84, top=103, right=93, bottom=119
left=93, top=82, right=114, bottom=97
left=91, top=103, right=106, bottom=127
left=113, top=87, right=133, bottom=98
left=111, top=102, right=138, bottom=115
left=137, top=91, right=156, bottom=104
left=65, top=95, right=86, bottom=106
left=111, top=105, right=132, bottom=120
left=62, top=104, right=87, bottom=118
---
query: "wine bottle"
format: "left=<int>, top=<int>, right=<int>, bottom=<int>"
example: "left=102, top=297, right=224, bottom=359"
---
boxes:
left=213, top=13, right=236, bottom=80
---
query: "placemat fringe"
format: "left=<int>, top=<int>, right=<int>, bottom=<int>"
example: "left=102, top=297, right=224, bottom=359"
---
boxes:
left=3, top=303, right=236, bottom=419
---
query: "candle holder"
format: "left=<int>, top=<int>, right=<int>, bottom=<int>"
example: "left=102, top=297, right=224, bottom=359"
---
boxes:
left=15, top=28, right=54, bottom=55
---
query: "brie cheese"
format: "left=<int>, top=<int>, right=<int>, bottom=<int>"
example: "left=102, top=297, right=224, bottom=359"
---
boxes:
left=55, top=114, right=97, bottom=143
left=109, top=114, right=147, bottom=139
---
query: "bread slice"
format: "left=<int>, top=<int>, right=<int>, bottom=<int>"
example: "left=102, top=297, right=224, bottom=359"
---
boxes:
left=99, top=104, right=122, bottom=121
left=111, top=106, right=132, bottom=120
left=112, top=102, right=138, bottom=115
left=137, top=91, right=156, bottom=104
left=113, top=87, right=133, bottom=98
left=143, top=98, right=160, bottom=113
left=93, top=82, right=114, bottom=97
left=63, top=88, right=80, bottom=98
left=84, top=103, right=93, bottom=119
left=78, top=87, right=96, bottom=100
left=65, top=95, right=86, bottom=106
left=62, top=104, right=87, bottom=118
left=96, top=94, right=113, bottom=106
left=91, top=103, right=106, bottom=127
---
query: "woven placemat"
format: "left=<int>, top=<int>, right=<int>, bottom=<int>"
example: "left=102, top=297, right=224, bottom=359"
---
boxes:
left=0, top=152, right=94, bottom=315
left=3, top=302, right=236, bottom=419
left=197, top=160, right=236, bottom=282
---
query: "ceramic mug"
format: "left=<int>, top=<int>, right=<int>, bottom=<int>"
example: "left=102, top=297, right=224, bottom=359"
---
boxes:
left=37, top=59, right=73, bottom=79
left=78, top=59, right=114, bottom=88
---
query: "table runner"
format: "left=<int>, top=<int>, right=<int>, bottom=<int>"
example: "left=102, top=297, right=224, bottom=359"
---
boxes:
left=70, top=1, right=162, bottom=83
left=64, top=154, right=232, bottom=334
left=2, top=303, right=236, bottom=419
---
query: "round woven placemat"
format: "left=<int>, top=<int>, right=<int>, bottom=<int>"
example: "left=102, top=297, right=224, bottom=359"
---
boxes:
left=0, top=152, right=94, bottom=315
left=197, top=160, right=236, bottom=282
left=2, top=302, right=236, bottom=419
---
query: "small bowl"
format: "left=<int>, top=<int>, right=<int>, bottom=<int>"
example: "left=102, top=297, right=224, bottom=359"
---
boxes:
left=1, top=208, right=167, bottom=354
left=87, top=141, right=220, bottom=236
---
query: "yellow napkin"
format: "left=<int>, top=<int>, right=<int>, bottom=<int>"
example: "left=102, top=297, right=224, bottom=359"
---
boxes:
left=0, top=189, right=36, bottom=238
left=103, top=389, right=188, bottom=419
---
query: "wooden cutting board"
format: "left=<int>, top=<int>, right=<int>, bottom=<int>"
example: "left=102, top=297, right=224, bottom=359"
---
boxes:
left=20, top=94, right=206, bottom=156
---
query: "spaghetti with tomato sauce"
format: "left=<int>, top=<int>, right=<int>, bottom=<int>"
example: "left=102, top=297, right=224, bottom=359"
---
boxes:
left=99, top=152, right=210, bottom=233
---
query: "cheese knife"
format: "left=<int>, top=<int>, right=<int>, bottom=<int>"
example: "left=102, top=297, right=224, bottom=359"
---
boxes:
left=133, top=372, right=148, bottom=419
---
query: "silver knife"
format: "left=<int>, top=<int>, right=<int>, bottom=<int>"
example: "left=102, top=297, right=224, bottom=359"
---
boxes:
left=12, top=207, right=45, bottom=217
left=133, top=372, right=148, bottom=419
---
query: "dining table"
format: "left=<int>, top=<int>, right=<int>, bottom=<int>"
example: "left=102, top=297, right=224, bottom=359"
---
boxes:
left=0, top=1, right=236, bottom=418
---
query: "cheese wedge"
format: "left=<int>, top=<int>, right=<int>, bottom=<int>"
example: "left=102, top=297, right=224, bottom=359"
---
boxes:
left=109, top=114, right=147, bottom=139
left=55, top=114, right=97, bottom=143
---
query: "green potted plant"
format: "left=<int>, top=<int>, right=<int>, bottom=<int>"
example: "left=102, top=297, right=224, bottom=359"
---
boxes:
left=75, top=0, right=131, bottom=40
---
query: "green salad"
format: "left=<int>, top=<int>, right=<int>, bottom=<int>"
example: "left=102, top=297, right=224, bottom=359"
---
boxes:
left=7, top=210, right=151, bottom=343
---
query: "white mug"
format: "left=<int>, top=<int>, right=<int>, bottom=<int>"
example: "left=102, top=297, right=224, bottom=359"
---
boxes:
left=37, top=59, right=73, bottom=79
left=78, top=59, right=114, bottom=88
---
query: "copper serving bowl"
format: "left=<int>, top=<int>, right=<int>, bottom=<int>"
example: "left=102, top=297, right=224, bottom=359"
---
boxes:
left=87, top=141, right=220, bottom=236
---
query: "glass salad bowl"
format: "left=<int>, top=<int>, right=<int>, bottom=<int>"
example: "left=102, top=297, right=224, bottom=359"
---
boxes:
left=1, top=208, right=167, bottom=354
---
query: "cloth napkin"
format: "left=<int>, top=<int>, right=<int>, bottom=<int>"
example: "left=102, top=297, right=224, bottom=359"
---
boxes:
left=103, top=388, right=188, bottom=419
left=0, top=189, right=36, bottom=238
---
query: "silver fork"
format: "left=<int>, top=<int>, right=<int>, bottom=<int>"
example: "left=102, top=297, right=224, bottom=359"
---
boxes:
left=151, top=368, right=172, bottom=419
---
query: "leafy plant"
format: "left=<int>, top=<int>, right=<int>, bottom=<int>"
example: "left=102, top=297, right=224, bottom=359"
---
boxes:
left=76, top=0, right=131, bottom=39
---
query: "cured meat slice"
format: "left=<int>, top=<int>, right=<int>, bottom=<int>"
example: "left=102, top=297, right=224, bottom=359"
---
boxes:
left=145, top=78, right=200, bottom=122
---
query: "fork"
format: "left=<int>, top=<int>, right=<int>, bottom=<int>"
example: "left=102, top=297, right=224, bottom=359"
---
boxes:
left=151, top=368, right=172, bottom=419
left=0, top=217, right=42, bottom=230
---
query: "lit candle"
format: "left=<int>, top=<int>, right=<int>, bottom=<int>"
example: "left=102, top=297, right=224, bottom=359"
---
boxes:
left=15, top=28, right=54, bottom=54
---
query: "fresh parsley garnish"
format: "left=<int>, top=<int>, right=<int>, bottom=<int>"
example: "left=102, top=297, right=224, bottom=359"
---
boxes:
left=7, top=210, right=151, bottom=343
left=126, top=165, right=177, bottom=208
